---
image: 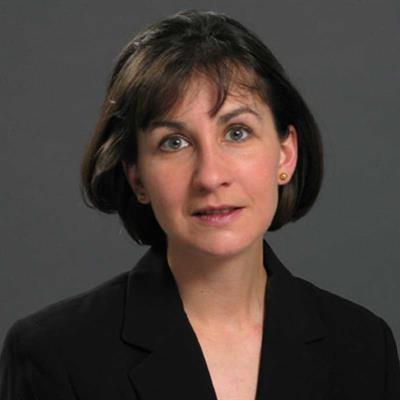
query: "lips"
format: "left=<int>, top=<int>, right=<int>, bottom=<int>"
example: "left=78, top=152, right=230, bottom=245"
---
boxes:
left=192, top=207, right=244, bottom=225
left=193, top=206, right=242, bottom=216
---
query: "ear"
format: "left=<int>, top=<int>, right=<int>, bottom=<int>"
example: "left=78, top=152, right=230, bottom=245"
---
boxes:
left=121, top=161, right=150, bottom=204
left=278, top=125, right=298, bottom=185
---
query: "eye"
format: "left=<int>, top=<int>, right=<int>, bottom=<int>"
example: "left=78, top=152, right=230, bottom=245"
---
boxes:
left=159, top=135, right=190, bottom=152
left=158, top=125, right=252, bottom=152
left=226, top=125, right=252, bottom=142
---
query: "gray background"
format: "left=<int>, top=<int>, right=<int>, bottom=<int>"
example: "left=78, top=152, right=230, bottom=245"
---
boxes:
left=1, top=0, right=399, bottom=348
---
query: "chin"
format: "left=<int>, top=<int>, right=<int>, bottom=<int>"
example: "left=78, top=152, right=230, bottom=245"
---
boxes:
left=186, top=234, right=260, bottom=259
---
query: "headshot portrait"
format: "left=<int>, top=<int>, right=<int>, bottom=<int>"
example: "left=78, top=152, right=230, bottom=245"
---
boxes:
left=1, top=2, right=399, bottom=399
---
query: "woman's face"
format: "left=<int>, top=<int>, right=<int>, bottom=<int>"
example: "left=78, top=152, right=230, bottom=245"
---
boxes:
left=124, top=76, right=297, bottom=258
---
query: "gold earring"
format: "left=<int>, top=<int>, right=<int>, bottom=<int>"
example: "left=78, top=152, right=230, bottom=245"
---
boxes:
left=137, top=193, right=147, bottom=203
left=279, top=172, right=288, bottom=181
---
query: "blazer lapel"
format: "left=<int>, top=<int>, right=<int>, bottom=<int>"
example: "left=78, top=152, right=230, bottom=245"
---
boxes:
left=256, top=241, right=332, bottom=399
left=121, top=242, right=218, bottom=400
left=121, top=239, right=331, bottom=400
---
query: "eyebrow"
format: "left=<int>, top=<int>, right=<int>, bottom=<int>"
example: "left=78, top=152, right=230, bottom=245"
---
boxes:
left=146, top=106, right=261, bottom=133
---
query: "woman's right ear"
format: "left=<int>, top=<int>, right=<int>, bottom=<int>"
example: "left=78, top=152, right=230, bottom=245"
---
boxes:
left=121, top=161, right=150, bottom=204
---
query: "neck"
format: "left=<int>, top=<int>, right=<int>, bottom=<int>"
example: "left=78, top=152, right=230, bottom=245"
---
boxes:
left=166, top=238, right=267, bottom=333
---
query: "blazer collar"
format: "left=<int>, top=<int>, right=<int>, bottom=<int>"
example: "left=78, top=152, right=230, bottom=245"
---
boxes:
left=122, top=239, right=331, bottom=399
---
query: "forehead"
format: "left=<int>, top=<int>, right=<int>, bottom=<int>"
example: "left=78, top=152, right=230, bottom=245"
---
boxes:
left=165, top=74, right=266, bottom=121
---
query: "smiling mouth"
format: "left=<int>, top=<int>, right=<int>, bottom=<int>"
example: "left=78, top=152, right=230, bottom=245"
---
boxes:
left=191, top=207, right=244, bottom=225
left=193, top=207, right=242, bottom=216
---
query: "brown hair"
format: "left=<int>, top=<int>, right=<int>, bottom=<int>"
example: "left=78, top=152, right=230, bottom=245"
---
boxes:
left=81, top=9, right=324, bottom=247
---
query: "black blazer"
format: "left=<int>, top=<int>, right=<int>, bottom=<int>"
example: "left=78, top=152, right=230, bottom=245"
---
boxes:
left=1, top=239, right=399, bottom=399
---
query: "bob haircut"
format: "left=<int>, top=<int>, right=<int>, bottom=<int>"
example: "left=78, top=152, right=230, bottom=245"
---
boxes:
left=81, top=9, right=324, bottom=247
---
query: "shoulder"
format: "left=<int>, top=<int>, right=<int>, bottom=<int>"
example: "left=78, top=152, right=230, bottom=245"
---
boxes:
left=294, top=275, right=396, bottom=353
left=296, top=275, right=385, bottom=328
left=3, top=270, right=129, bottom=355
left=292, top=276, right=400, bottom=395
left=296, top=276, right=381, bottom=322
left=0, top=271, right=142, bottom=396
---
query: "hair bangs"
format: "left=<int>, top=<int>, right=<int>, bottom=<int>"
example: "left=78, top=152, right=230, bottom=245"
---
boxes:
left=134, top=57, right=269, bottom=135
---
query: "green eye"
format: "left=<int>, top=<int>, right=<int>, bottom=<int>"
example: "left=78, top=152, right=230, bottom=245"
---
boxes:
left=159, top=125, right=252, bottom=152
left=159, top=136, right=189, bottom=152
left=226, top=126, right=252, bottom=141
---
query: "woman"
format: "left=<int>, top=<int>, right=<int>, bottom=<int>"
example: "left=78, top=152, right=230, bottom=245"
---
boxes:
left=1, top=9, right=399, bottom=399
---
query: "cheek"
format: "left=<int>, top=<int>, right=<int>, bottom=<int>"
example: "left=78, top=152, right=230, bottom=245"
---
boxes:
left=139, top=164, right=187, bottom=226
left=243, top=145, right=279, bottom=186
left=242, top=150, right=280, bottom=218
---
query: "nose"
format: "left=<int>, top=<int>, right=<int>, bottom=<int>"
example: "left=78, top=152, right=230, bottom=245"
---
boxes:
left=191, top=141, right=233, bottom=193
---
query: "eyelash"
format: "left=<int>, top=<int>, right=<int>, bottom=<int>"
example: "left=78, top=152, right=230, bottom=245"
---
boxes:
left=158, top=125, right=253, bottom=152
